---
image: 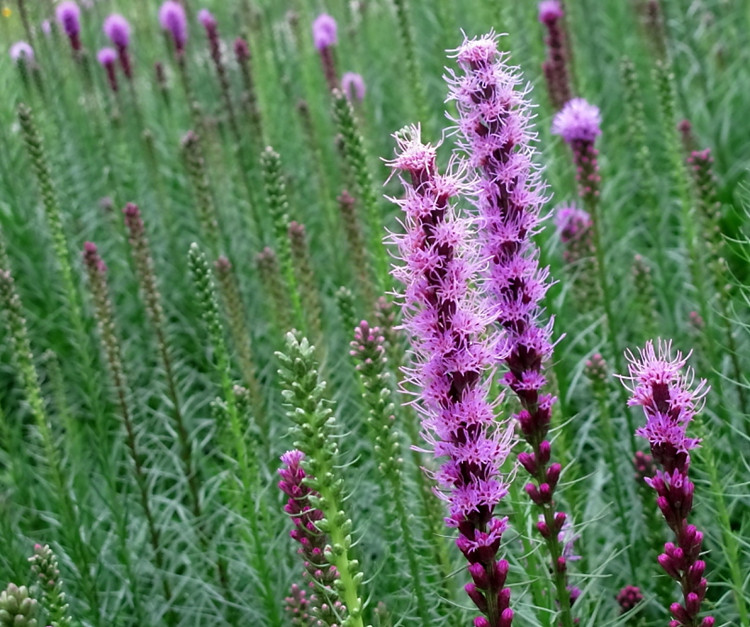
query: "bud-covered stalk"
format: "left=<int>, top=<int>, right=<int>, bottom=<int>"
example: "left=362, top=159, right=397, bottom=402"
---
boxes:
left=538, top=1, right=573, bottom=109
left=631, top=254, right=659, bottom=339
left=331, top=90, right=388, bottom=289
left=0, top=584, right=38, bottom=627
left=287, top=221, right=323, bottom=343
left=81, top=242, right=176, bottom=624
left=312, top=14, right=339, bottom=91
left=336, top=190, right=375, bottom=305
left=234, top=37, right=264, bottom=144
left=391, top=0, right=427, bottom=122
left=255, top=246, right=293, bottom=334
left=182, top=130, right=222, bottom=255
left=28, top=544, right=71, bottom=627
left=277, top=333, right=366, bottom=627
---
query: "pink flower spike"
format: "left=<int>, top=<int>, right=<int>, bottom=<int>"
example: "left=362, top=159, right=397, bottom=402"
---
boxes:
left=341, top=72, right=366, bottom=102
left=312, top=13, right=337, bottom=51
left=552, top=98, right=602, bottom=143
left=103, top=14, right=131, bottom=49
left=159, top=1, right=188, bottom=53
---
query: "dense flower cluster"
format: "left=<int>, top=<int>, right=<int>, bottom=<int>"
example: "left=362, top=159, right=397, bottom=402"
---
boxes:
left=388, top=125, right=514, bottom=627
left=621, top=340, right=714, bottom=627
left=538, top=0, right=572, bottom=109
left=159, top=1, right=188, bottom=54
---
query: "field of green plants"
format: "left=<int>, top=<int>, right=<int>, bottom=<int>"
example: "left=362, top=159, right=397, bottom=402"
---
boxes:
left=0, top=0, right=748, bottom=626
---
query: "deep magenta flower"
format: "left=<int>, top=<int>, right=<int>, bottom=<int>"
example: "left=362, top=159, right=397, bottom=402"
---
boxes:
left=341, top=72, right=365, bottom=102
left=103, top=14, right=133, bottom=79
left=197, top=8, right=216, bottom=30
left=538, top=0, right=564, bottom=23
left=103, top=14, right=130, bottom=48
left=56, top=1, right=82, bottom=51
left=312, top=13, right=337, bottom=51
left=553, top=98, right=602, bottom=204
left=538, top=0, right=572, bottom=109
left=159, top=1, right=188, bottom=54
left=616, top=586, right=644, bottom=613
left=388, top=125, right=514, bottom=627
left=620, top=340, right=714, bottom=627
left=9, top=41, right=34, bottom=63
left=97, top=47, right=119, bottom=92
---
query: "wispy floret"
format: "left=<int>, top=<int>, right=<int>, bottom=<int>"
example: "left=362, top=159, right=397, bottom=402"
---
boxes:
left=552, top=98, right=601, bottom=143
left=388, top=124, right=514, bottom=627
left=312, top=13, right=337, bottom=51
left=159, top=1, right=188, bottom=54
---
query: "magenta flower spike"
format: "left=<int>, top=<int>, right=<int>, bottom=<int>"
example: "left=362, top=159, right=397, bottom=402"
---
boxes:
left=97, top=47, right=119, bottom=92
left=10, top=41, right=34, bottom=64
left=388, top=125, right=514, bottom=627
left=341, top=72, right=366, bottom=102
left=620, top=340, right=714, bottom=627
left=197, top=8, right=216, bottom=31
left=103, top=14, right=133, bottom=79
left=538, top=0, right=572, bottom=109
left=552, top=98, right=602, bottom=205
left=56, top=1, right=82, bottom=52
left=448, top=32, right=575, bottom=626
left=312, top=13, right=339, bottom=91
left=159, top=1, right=188, bottom=55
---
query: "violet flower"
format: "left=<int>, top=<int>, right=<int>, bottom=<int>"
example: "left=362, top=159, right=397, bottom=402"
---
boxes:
left=388, top=125, right=514, bottom=627
left=312, top=13, right=338, bottom=91
left=620, top=340, right=714, bottom=627
left=447, top=32, right=574, bottom=625
left=538, top=0, right=572, bottom=109
left=97, top=47, right=119, bottom=92
left=197, top=9, right=216, bottom=30
left=278, top=450, right=346, bottom=626
left=341, top=71, right=366, bottom=102
left=159, top=1, right=188, bottom=55
left=103, top=14, right=132, bottom=79
left=9, top=41, right=34, bottom=64
left=616, top=585, right=644, bottom=613
left=552, top=98, right=602, bottom=205
left=56, top=1, right=82, bottom=52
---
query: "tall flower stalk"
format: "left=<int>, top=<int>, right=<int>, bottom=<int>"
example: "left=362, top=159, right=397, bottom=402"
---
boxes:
left=388, top=126, right=514, bottom=627
left=619, top=341, right=715, bottom=627
left=539, top=1, right=573, bottom=110
left=447, top=34, right=574, bottom=626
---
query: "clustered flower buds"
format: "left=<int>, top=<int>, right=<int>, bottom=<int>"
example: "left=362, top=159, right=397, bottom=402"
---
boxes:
left=312, top=13, right=339, bottom=91
left=538, top=0, right=573, bottom=109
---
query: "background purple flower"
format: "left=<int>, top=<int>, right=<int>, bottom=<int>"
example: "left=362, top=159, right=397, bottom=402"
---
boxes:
left=103, top=14, right=131, bottom=49
left=10, top=42, right=34, bottom=63
left=341, top=72, right=366, bottom=101
left=159, top=1, right=188, bottom=53
left=538, top=0, right=564, bottom=23
left=56, top=1, right=81, bottom=36
left=312, top=13, right=337, bottom=51
left=552, top=98, right=602, bottom=143
left=197, top=9, right=216, bottom=30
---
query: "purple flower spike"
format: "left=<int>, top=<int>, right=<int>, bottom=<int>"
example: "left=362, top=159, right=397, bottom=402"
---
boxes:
left=103, top=14, right=130, bottom=48
left=312, top=13, right=337, bottom=51
left=56, top=1, right=82, bottom=51
left=197, top=8, right=216, bottom=30
left=553, top=98, right=602, bottom=204
left=619, top=340, right=713, bottom=627
left=341, top=72, right=366, bottom=102
left=103, top=14, right=133, bottom=79
left=552, top=98, right=601, bottom=143
left=538, top=0, right=564, bottom=23
left=159, top=1, right=188, bottom=54
left=388, top=124, right=515, bottom=627
left=10, top=41, right=34, bottom=63
left=97, top=47, right=119, bottom=92
left=616, top=585, right=643, bottom=613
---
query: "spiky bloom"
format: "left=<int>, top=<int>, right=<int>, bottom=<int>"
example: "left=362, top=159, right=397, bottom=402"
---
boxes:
left=388, top=125, right=514, bottom=627
left=278, top=450, right=345, bottom=626
left=56, top=1, right=81, bottom=51
left=553, top=98, right=602, bottom=204
left=620, top=340, right=714, bottom=627
left=159, top=1, right=188, bottom=55
left=312, top=13, right=337, bottom=50
left=97, top=47, right=119, bottom=92
left=103, top=14, right=132, bottom=78
left=448, top=33, right=575, bottom=627
left=312, top=14, right=338, bottom=90
left=341, top=72, right=366, bottom=102
left=538, top=0, right=572, bottom=109
left=28, top=544, right=71, bottom=627
left=0, top=584, right=37, bottom=627
left=10, top=41, right=34, bottom=63
left=616, top=586, right=644, bottom=613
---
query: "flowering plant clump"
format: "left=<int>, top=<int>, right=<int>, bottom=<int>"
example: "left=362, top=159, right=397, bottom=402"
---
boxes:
left=388, top=125, right=514, bottom=627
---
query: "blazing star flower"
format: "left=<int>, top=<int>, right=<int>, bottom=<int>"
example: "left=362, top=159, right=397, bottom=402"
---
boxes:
left=341, top=72, right=366, bottom=101
left=197, top=8, right=216, bottom=30
left=312, top=13, right=337, bottom=51
left=552, top=97, right=601, bottom=143
left=620, top=340, right=714, bottom=627
left=56, top=1, right=82, bottom=51
left=97, top=47, right=119, bottom=91
left=159, top=1, right=188, bottom=54
left=538, top=0, right=564, bottom=23
left=103, top=14, right=130, bottom=48
left=388, top=124, right=514, bottom=627
left=9, top=41, right=33, bottom=63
